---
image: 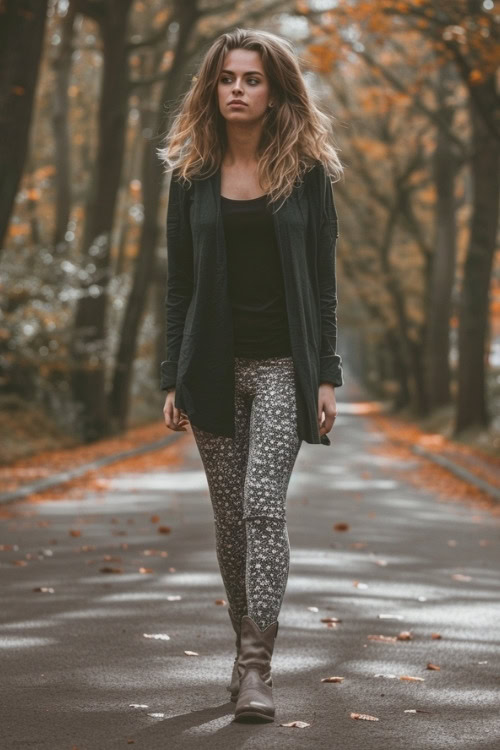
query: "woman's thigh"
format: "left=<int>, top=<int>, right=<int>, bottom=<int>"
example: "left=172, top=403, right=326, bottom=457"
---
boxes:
left=191, top=388, right=251, bottom=518
left=243, top=356, right=302, bottom=522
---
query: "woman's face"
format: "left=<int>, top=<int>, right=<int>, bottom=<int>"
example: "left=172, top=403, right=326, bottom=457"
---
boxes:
left=217, top=48, right=272, bottom=124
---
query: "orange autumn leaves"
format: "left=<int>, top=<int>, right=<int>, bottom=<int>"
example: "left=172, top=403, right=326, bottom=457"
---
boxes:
left=367, top=412, right=500, bottom=513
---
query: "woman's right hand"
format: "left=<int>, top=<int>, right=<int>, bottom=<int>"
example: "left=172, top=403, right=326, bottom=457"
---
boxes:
left=163, top=390, right=190, bottom=432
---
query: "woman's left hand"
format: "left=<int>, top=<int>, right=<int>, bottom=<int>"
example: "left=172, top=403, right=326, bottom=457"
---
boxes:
left=318, top=383, right=337, bottom=438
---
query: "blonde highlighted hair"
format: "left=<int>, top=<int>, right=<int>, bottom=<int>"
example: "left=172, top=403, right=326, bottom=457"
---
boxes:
left=156, top=27, right=344, bottom=205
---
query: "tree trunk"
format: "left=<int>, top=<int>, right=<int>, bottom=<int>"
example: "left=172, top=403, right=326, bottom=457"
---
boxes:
left=455, top=73, right=500, bottom=433
left=70, top=0, right=133, bottom=442
left=0, top=0, right=49, bottom=252
left=386, top=329, right=411, bottom=410
left=51, top=2, right=77, bottom=247
left=425, top=64, right=460, bottom=409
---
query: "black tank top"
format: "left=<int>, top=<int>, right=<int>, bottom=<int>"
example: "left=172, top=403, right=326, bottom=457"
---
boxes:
left=221, top=193, right=292, bottom=359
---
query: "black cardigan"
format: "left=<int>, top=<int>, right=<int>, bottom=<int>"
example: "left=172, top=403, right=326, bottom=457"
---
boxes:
left=160, top=160, right=344, bottom=446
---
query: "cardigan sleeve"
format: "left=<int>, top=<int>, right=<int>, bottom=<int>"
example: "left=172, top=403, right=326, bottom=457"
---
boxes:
left=317, top=164, right=344, bottom=388
left=160, top=172, right=194, bottom=391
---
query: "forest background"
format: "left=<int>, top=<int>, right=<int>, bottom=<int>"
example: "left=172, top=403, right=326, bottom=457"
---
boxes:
left=0, top=0, right=499, bottom=464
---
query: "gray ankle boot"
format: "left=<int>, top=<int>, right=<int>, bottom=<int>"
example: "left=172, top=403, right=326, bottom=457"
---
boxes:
left=233, top=615, right=279, bottom=722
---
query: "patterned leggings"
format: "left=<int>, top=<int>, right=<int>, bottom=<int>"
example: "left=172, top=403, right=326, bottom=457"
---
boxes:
left=191, top=355, right=302, bottom=631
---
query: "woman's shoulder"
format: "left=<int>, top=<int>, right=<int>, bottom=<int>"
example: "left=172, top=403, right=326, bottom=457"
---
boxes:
left=304, top=159, right=328, bottom=187
left=302, top=160, right=330, bottom=202
left=170, top=169, right=196, bottom=202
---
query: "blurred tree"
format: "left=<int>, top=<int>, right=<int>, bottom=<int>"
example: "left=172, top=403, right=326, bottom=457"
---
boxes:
left=297, top=0, right=499, bottom=430
left=51, top=0, right=77, bottom=247
left=377, top=0, right=500, bottom=432
left=0, top=0, right=49, bottom=251
left=69, top=0, right=134, bottom=442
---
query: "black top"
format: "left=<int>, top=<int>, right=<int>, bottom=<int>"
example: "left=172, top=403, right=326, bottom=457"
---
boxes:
left=221, top=193, right=292, bottom=359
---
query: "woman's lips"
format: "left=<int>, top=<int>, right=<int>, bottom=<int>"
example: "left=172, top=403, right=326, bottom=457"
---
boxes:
left=229, top=102, right=246, bottom=106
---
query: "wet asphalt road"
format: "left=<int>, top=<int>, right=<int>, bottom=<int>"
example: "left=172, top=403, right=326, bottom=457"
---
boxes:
left=1, top=384, right=499, bottom=750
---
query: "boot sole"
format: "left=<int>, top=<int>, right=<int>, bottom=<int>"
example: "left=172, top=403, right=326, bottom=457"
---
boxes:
left=234, top=709, right=275, bottom=723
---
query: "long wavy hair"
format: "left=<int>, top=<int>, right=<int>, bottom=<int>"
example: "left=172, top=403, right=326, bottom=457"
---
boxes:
left=156, top=27, right=344, bottom=206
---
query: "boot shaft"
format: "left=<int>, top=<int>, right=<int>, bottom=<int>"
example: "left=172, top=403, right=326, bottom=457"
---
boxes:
left=238, top=615, right=279, bottom=675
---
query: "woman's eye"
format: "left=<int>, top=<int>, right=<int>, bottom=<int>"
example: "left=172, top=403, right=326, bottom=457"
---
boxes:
left=220, top=77, right=260, bottom=85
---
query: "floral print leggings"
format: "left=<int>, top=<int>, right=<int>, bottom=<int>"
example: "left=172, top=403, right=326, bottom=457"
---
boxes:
left=191, top=355, right=302, bottom=631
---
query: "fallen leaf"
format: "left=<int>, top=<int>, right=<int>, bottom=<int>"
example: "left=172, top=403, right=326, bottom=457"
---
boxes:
left=215, top=599, right=226, bottom=605
left=426, top=663, right=440, bottom=670
left=307, top=606, right=319, bottom=612
left=353, top=581, right=368, bottom=588
left=12, top=560, right=28, bottom=566
left=321, top=676, right=344, bottom=682
left=69, top=529, right=81, bottom=537
left=350, top=712, right=379, bottom=721
left=279, top=720, right=311, bottom=728
left=397, top=631, right=413, bottom=640
left=399, top=675, right=425, bottom=682
left=333, top=522, right=350, bottom=531
left=367, top=634, right=397, bottom=642
left=320, top=617, right=342, bottom=623
left=129, top=704, right=149, bottom=708
left=143, top=549, right=168, bottom=557
left=452, top=573, right=471, bottom=581
left=139, top=567, right=153, bottom=574
left=33, top=586, right=55, bottom=593
left=158, top=525, right=172, bottom=534
left=431, top=633, right=442, bottom=639
left=150, top=515, right=160, bottom=523
left=184, top=650, right=199, bottom=656
left=99, top=566, right=123, bottom=574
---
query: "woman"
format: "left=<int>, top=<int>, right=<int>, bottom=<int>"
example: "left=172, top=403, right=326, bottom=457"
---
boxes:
left=157, top=28, right=344, bottom=723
